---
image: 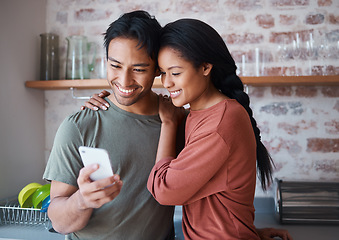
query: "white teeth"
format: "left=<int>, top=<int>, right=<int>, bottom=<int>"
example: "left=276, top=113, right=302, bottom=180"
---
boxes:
left=170, top=90, right=181, bottom=97
left=117, top=85, right=135, bottom=93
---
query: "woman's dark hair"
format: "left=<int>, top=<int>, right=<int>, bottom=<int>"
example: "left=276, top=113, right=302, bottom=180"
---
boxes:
left=104, top=10, right=162, bottom=65
left=160, top=19, right=274, bottom=190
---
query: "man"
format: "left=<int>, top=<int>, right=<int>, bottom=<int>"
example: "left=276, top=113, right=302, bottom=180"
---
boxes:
left=44, top=10, right=175, bottom=239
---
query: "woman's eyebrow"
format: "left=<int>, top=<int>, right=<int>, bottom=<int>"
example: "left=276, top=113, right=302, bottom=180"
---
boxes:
left=168, top=66, right=183, bottom=70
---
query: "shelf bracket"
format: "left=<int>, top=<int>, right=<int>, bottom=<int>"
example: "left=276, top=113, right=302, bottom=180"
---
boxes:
left=70, top=87, right=91, bottom=100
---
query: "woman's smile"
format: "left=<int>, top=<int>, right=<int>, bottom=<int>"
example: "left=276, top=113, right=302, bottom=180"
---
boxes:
left=169, top=89, right=182, bottom=98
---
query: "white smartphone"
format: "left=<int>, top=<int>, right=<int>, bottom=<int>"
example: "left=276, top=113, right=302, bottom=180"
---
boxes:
left=79, top=146, right=114, bottom=181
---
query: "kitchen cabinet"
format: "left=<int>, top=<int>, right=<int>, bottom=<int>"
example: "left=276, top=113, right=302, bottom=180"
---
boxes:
left=25, top=75, right=339, bottom=90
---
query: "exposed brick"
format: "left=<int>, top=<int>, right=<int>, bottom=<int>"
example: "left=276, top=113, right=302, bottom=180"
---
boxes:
left=334, top=100, right=339, bottom=112
left=310, top=65, right=339, bottom=75
left=56, top=12, right=67, bottom=24
left=278, top=123, right=299, bottom=135
left=279, top=15, right=297, bottom=25
left=225, top=0, right=263, bottom=11
left=326, top=29, right=339, bottom=41
left=311, top=65, right=324, bottom=75
left=270, top=30, right=313, bottom=43
left=317, top=0, right=332, bottom=6
left=249, top=86, right=266, bottom=98
left=258, top=121, right=270, bottom=134
left=75, top=9, right=112, bottom=21
left=321, top=86, right=339, bottom=97
left=232, top=48, right=272, bottom=64
left=270, top=0, right=310, bottom=7
left=260, top=102, right=288, bottom=115
left=231, top=50, right=246, bottom=63
left=118, top=3, right=160, bottom=14
left=280, top=66, right=300, bottom=76
left=176, top=0, right=218, bottom=13
left=271, top=86, right=293, bottom=96
left=265, top=67, right=283, bottom=76
left=256, top=14, right=275, bottom=29
left=326, top=65, right=338, bottom=75
left=306, top=13, right=325, bottom=25
left=75, top=0, right=92, bottom=5
left=295, top=86, right=317, bottom=97
left=225, top=33, right=264, bottom=45
left=67, top=26, right=85, bottom=36
left=325, top=120, right=339, bottom=134
left=294, top=0, right=310, bottom=5
left=270, top=0, right=294, bottom=7
left=278, top=120, right=317, bottom=135
left=329, top=14, right=339, bottom=24
left=265, top=137, right=302, bottom=156
left=271, top=161, right=284, bottom=172
left=314, top=159, right=338, bottom=174
left=307, top=138, right=339, bottom=152
left=228, top=14, right=246, bottom=25
left=270, top=32, right=295, bottom=43
left=261, top=101, right=305, bottom=115
left=98, top=0, right=120, bottom=3
left=288, top=102, right=304, bottom=115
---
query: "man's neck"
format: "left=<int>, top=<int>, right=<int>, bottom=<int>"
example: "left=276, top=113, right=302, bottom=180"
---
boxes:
left=108, top=91, right=159, bottom=116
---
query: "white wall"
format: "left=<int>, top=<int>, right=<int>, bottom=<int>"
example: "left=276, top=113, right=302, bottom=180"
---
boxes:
left=0, top=0, right=46, bottom=199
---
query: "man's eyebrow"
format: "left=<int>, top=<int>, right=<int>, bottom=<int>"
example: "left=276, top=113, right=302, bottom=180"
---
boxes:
left=133, top=63, right=150, bottom=67
left=108, top=57, right=121, bottom=64
left=108, top=57, right=150, bottom=67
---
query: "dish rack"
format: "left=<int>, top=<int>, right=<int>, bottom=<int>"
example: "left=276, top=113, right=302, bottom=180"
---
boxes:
left=0, top=199, right=51, bottom=229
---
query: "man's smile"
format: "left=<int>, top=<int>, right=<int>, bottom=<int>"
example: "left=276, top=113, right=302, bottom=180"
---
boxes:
left=115, top=84, right=138, bottom=95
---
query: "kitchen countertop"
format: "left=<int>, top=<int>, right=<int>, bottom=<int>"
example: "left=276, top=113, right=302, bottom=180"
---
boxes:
left=252, top=197, right=339, bottom=240
left=0, top=225, right=63, bottom=240
left=1, top=198, right=338, bottom=240
left=254, top=213, right=339, bottom=240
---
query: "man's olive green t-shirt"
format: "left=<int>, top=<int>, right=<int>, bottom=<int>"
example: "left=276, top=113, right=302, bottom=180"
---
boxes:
left=43, top=99, right=174, bottom=240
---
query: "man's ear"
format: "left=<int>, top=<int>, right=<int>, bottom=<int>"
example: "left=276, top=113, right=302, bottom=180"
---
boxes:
left=202, top=63, right=213, bottom=76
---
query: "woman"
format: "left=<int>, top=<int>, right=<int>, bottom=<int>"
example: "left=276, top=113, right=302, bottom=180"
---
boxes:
left=83, top=18, right=292, bottom=240
left=146, top=18, right=274, bottom=239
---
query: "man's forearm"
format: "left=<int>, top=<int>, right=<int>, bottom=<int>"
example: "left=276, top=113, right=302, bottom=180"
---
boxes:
left=48, top=190, right=93, bottom=234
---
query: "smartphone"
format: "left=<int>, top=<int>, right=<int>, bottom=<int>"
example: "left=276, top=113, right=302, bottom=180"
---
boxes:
left=79, top=146, right=114, bottom=181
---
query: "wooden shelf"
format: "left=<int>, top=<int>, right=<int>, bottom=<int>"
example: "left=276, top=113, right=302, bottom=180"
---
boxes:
left=242, top=75, right=339, bottom=86
left=25, top=75, right=339, bottom=90
left=25, top=78, right=163, bottom=89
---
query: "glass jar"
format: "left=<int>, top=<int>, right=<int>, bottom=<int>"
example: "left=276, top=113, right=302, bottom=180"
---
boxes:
left=40, top=33, right=59, bottom=80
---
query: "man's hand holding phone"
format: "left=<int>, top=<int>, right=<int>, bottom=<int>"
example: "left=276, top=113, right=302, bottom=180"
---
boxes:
left=77, top=147, right=123, bottom=209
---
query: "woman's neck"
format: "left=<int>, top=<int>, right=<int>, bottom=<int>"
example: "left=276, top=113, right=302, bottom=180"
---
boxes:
left=190, top=85, right=228, bottom=111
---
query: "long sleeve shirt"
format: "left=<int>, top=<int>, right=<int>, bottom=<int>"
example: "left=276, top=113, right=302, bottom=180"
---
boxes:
left=147, top=99, right=260, bottom=240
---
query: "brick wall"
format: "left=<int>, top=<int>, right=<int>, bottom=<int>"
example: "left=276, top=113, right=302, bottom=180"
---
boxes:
left=45, top=0, right=339, bottom=196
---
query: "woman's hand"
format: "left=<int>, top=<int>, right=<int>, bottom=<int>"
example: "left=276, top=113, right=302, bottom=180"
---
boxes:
left=257, top=228, right=293, bottom=240
left=80, top=90, right=111, bottom=111
left=158, top=94, right=185, bottom=127
left=155, top=95, right=186, bottom=162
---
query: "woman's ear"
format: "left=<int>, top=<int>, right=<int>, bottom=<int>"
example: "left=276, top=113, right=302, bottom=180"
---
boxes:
left=202, top=63, right=213, bottom=76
